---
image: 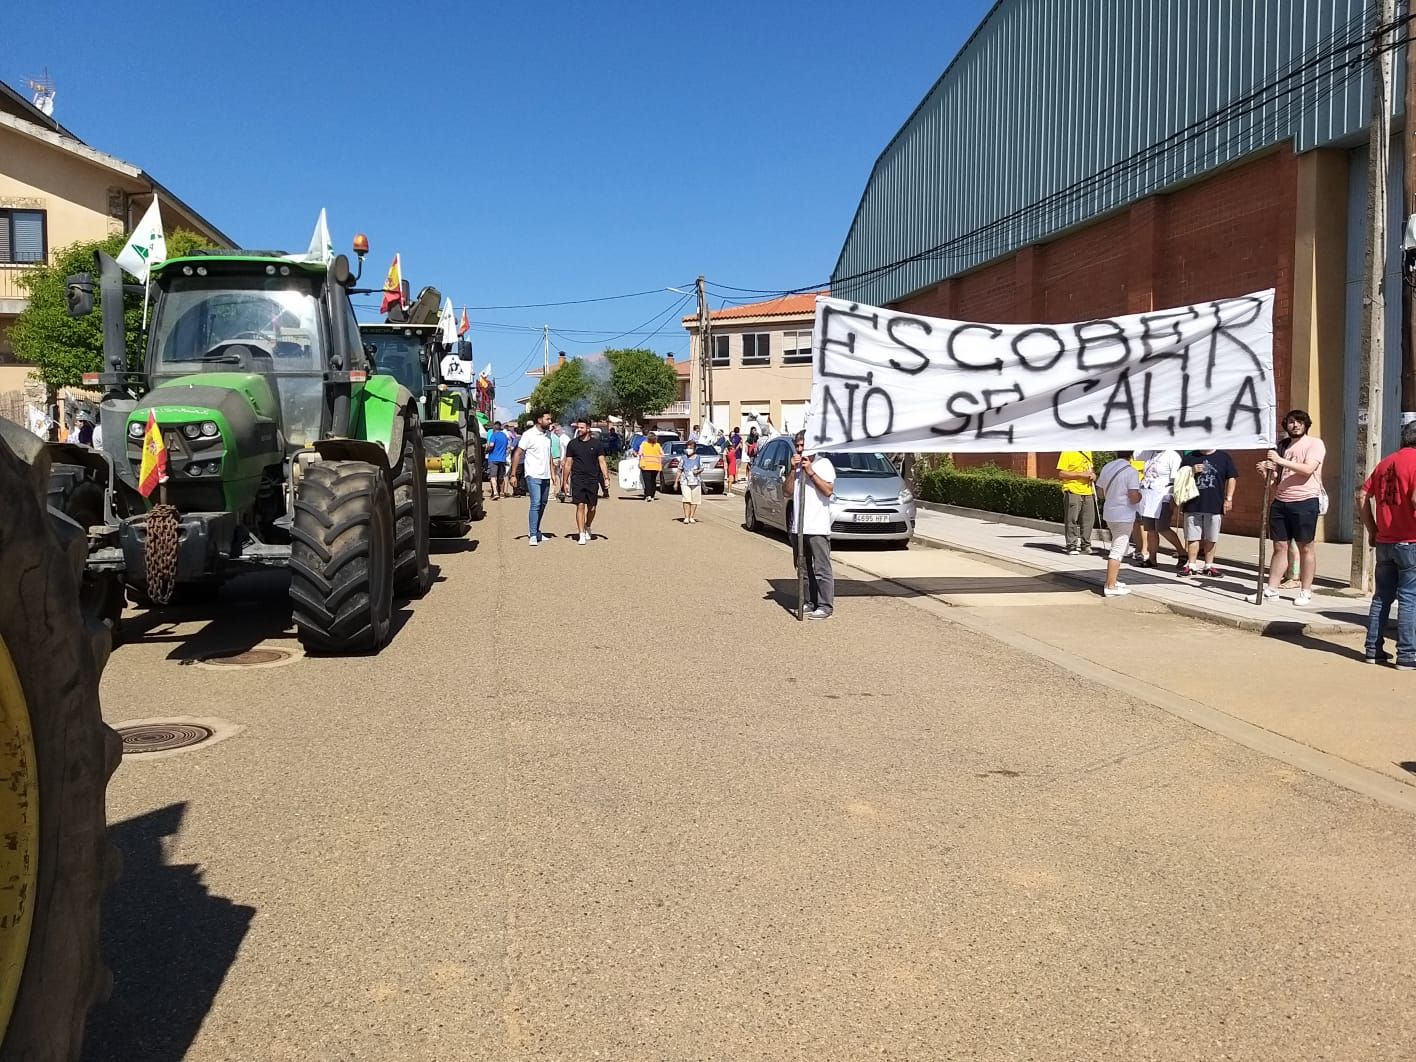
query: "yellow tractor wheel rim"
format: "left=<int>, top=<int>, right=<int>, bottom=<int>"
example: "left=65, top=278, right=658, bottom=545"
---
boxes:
left=0, top=631, right=37, bottom=1032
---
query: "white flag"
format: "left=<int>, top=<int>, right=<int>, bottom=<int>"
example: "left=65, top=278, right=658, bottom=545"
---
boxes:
left=439, top=297, right=458, bottom=346
left=306, top=208, right=333, bottom=263
left=116, top=199, right=166, bottom=282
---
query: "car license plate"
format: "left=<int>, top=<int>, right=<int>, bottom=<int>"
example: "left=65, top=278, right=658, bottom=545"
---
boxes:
left=854, top=513, right=893, bottom=523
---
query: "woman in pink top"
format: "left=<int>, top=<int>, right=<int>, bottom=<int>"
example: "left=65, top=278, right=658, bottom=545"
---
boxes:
left=1258, top=409, right=1326, bottom=605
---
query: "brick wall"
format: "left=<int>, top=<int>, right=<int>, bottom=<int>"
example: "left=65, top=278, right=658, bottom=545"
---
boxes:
left=893, top=148, right=1297, bottom=535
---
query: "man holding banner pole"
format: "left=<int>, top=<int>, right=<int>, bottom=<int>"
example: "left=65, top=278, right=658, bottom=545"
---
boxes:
left=786, top=432, right=836, bottom=621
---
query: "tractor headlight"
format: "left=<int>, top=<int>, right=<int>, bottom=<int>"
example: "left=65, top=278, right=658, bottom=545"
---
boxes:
left=200, top=420, right=219, bottom=437
left=182, top=423, right=201, bottom=439
left=127, top=421, right=146, bottom=440
left=187, top=463, right=203, bottom=476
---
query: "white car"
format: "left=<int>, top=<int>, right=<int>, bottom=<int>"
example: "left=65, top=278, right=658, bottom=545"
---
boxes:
left=742, top=437, right=915, bottom=546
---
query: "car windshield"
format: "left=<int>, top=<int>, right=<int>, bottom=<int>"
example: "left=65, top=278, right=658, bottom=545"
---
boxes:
left=362, top=332, right=426, bottom=394
left=669, top=443, right=718, bottom=455
left=150, top=273, right=323, bottom=373
left=826, top=452, right=897, bottom=476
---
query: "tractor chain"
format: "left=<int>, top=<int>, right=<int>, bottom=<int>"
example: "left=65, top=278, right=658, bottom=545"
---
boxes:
left=144, top=503, right=180, bottom=605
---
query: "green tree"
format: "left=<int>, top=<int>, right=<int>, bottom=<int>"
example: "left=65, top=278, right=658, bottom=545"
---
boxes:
left=604, top=347, right=678, bottom=427
left=9, top=228, right=218, bottom=388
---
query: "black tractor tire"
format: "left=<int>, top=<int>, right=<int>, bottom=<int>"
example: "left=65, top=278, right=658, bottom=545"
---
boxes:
left=289, top=460, right=395, bottom=654
left=467, top=432, right=486, bottom=522
left=47, top=462, right=125, bottom=645
left=0, top=421, right=122, bottom=1062
left=391, top=425, right=433, bottom=598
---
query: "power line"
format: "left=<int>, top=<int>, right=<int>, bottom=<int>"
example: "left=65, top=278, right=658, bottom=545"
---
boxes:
left=551, top=291, right=695, bottom=349
left=466, top=284, right=695, bottom=310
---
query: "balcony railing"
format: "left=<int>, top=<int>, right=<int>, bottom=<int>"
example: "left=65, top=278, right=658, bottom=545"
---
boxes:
left=0, top=265, right=36, bottom=304
left=658, top=401, right=690, bottom=416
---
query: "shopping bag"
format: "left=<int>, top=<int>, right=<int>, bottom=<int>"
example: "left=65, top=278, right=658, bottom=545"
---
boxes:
left=618, top=455, right=640, bottom=492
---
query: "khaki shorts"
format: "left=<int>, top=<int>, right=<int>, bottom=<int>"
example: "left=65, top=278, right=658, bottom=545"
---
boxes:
left=681, top=483, right=702, bottom=504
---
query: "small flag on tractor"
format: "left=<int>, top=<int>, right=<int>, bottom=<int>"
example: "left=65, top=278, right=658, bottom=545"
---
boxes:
left=137, top=411, right=168, bottom=497
left=458, top=307, right=470, bottom=337
left=439, top=297, right=458, bottom=346
left=379, top=253, right=403, bottom=315
left=116, top=199, right=167, bottom=283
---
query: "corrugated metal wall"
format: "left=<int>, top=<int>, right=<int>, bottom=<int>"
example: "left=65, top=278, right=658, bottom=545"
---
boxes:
left=832, top=0, right=1380, bottom=306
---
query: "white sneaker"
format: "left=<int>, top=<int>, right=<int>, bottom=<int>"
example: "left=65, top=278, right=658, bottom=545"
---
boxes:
left=578, top=532, right=589, bottom=545
left=1103, top=584, right=1131, bottom=597
left=528, top=536, right=540, bottom=547
left=1295, top=590, right=1313, bottom=606
left=1262, top=587, right=1279, bottom=599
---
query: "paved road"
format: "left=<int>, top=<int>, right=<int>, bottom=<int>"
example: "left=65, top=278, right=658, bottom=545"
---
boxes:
left=89, top=488, right=1416, bottom=1061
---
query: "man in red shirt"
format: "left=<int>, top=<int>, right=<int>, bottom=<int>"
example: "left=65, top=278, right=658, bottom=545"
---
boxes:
left=1360, top=421, right=1416, bottom=668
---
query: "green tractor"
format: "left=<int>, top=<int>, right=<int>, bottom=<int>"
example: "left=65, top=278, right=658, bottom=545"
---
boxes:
left=359, top=289, right=486, bottom=535
left=52, top=239, right=433, bottom=654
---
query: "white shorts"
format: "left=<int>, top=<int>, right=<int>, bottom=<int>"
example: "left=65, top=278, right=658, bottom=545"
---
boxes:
left=1106, top=520, right=1134, bottom=562
left=1183, top=512, right=1221, bottom=543
left=681, top=483, right=702, bottom=504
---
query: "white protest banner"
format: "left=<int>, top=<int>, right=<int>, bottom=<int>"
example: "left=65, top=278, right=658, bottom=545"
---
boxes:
left=807, top=291, right=1276, bottom=454
left=441, top=352, right=475, bottom=384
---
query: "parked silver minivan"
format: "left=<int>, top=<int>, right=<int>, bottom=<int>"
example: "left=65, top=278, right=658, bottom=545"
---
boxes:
left=743, top=436, right=915, bottom=546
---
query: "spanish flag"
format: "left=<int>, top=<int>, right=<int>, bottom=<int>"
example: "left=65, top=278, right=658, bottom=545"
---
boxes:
left=458, top=307, right=470, bottom=337
left=137, top=411, right=167, bottom=498
left=379, top=253, right=403, bottom=315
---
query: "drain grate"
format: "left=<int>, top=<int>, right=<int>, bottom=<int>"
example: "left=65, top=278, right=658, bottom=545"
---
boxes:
left=118, top=723, right=214, bottom=755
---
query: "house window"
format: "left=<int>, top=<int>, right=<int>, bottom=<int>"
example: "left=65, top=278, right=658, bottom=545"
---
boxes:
left=782, top=330, right=813, bottom=365
left=710, top=334, right=729, bottom=367
left=741, top=333, right=770, bottom=366
left=0, top=210, right=46, bottom=265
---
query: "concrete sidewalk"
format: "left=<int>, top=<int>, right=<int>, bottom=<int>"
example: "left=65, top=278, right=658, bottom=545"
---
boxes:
left=910, top=506, right=1372, bottom=637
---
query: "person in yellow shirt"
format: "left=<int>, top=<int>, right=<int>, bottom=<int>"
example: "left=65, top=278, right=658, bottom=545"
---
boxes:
left=637, top=433, right=665, bottom=501
left=1056, top=450, right=1096, bottom=555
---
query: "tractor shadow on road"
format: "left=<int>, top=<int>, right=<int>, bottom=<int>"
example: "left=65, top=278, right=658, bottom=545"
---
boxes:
left=81, top=802, right=255, bottom=1062
left=117, top=571, right=415, bottom=662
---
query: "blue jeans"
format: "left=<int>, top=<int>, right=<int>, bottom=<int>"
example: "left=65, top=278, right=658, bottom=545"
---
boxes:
left=1365, top=542, right=1416, bottom=662
left=527, top=477, right=550, bottom=540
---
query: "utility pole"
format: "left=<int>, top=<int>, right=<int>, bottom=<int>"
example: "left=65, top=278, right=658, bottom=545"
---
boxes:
left=542, top=325, right=550, bottom=377
left=696, top=276, right=713, bottom=428
left=1403, top=0, right=1416, bottom=417
left=1352, top=0, right=1397, bottom=592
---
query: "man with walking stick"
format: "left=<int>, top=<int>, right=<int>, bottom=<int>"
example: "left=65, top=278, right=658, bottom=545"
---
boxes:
left=786, top=432, right=837, bottom=621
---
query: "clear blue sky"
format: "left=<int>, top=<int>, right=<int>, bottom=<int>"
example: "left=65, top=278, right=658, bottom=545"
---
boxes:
left=6, top=0, right=994, bottom=392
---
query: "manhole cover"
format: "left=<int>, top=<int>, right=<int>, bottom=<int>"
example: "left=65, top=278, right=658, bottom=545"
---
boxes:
left=202, top=648, right=286, bottom=666
left=118, top=723, right=214, bottom=755
left=192, top=644, right=302, bottom=671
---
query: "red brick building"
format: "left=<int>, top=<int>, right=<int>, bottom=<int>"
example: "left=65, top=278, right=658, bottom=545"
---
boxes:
left=832, top=1, right=1387, bottom=541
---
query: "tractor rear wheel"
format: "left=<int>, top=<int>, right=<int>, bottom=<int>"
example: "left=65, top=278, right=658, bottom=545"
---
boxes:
left=392, top=426, right=433, bottom=598
left=289, top=460, right=395, bottom=654
left=0, top=423, right=122, bottom=1062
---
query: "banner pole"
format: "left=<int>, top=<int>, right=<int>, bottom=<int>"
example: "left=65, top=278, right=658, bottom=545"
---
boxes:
left=795, top=465, right=807, bottom=622
left=1255, top=474, right=1272, bottom=607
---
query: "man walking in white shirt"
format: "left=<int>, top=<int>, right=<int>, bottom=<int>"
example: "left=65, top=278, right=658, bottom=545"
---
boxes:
left=784, top=432, right=837, bottom=620
left=509, top=411, right=554, bottom=545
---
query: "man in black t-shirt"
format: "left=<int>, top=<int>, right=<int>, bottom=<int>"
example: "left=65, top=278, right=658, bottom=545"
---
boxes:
left=1180, top=449, right=1238, bottom=576
left=562, top=419, right=610, bottom=545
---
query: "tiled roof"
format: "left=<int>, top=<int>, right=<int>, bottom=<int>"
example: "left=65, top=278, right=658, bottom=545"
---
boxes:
left=682, top=291, right=825, bottom=326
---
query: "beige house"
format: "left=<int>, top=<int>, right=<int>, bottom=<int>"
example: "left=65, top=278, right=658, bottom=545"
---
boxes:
left=682, top=292, right=821, bottom=436
left=0, top=79, right=232, bottom=383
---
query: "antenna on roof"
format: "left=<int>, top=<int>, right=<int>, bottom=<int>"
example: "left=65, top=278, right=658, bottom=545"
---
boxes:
left=26, top=69, right=55, bottom=117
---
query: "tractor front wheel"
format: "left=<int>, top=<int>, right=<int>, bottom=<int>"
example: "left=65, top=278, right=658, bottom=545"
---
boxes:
left=289, top=460, right=395, bottom=654
left=392, top=426, right=433, bottom=598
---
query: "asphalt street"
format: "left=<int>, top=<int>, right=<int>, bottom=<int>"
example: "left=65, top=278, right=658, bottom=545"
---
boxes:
left=89, top=487, right=1416, bottom=1061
